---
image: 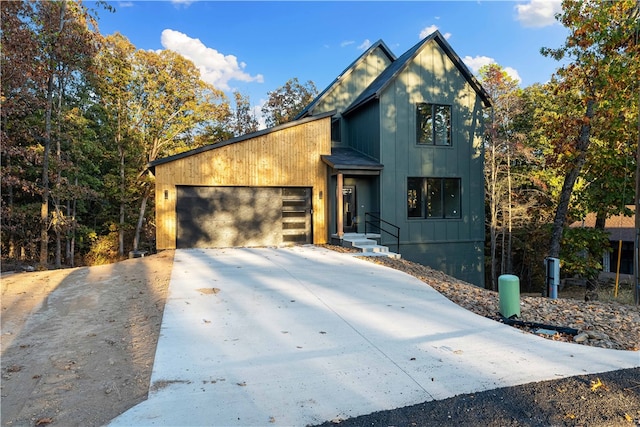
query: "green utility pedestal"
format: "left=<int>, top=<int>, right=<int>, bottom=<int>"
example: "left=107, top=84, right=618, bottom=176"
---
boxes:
left=498, top=274, right=520, bottom=318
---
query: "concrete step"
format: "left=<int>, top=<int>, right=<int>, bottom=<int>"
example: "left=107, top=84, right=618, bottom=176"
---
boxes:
left=337, top=233, right=400, bottom=260
left=355, top=251, right=402, bottom=260
left=353, top=244, right=389, bottom=253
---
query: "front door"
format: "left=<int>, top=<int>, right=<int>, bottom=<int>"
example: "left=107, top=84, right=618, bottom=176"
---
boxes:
left=343, top=186, right=357, bottom=233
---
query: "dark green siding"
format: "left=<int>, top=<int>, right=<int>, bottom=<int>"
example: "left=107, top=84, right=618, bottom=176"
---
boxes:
left=374, top=41, right=485, bottom=286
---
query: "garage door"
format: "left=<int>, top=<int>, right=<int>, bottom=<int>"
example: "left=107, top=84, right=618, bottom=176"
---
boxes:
left=176, top=186, right=312, bottom=248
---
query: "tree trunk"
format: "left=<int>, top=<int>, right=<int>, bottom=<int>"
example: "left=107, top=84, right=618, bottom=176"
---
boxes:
left=39, top=73, right=55, bottom=269
left=54, top=69, right=65, bottom=269
left=635, top=85, right=640, bottom=305
left=490, top=143, right=498, bottom=290
left=549, top=99, right=595, bottom=258
left=38, top=0, right=66, bottom=269
left=118, top=99, right=125, bottom=257
left=133, top=185, right=149, bottom=252
left=506, top=147, right=513, bottom=273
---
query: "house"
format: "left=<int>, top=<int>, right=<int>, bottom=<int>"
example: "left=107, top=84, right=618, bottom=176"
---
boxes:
left=571, top=206, right=636, bottom=278
left=149, top=31, right=491, bottom=287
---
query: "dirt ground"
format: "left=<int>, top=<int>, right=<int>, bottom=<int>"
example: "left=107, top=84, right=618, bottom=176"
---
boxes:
left=1, top=251, right=174, bottom=427
left=1, top=249, right=639, bottom=427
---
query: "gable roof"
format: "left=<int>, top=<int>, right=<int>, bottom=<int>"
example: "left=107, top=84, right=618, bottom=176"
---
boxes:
left=147, top=110, right=335, bottom=172
left=342, top=31, right=492, bottom=116
left=295, top=40, right=396, bottom=119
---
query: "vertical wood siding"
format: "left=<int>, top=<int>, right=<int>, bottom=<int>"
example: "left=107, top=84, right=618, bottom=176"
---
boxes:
left=154, top=117, right=332, bottom=249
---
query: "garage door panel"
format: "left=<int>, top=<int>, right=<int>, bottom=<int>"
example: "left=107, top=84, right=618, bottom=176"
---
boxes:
left=176, top=186, right=310, bottom=249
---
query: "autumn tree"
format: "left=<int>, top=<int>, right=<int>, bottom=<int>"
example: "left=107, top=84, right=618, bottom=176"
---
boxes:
left=129, top=49, right=228, bottom=251
left=261, top=77, right=317, bottom=127
left=541, top=0, right=640, bottom=260
left=229, top=92, right=259, bottom=136
left=1, top=0, right=102, bottom=268
left=479, top=64, right=526, bottom=290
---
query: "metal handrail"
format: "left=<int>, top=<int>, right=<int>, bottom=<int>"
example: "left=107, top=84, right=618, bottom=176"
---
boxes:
left=364, top=212, right=400, bottom=254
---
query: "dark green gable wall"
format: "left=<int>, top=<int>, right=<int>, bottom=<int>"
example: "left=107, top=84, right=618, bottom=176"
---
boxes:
left=346, top=41, right=486, bottom=287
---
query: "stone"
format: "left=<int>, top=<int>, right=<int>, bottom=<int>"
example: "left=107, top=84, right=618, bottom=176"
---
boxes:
left=573, top=332, right=589, bottom=343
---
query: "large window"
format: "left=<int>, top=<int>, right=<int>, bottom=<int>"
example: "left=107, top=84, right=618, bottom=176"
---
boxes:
left=416, top=103, right=451, bottom=146
left=407, top=177, right=461, bottom=219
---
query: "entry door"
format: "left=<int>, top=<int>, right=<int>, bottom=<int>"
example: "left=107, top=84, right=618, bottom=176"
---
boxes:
left=342, top=186, right=357, bottom=233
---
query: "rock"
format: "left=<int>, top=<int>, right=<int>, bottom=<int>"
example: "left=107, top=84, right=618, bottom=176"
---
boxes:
left=574, top=332, right=589, bottom=343
left=586, top=331, right=609, bottom=340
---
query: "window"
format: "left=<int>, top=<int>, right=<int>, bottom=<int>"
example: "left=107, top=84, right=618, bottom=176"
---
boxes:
left=407, top=177, right=460, bottom=219
left=331, top=118, right=341, bottom=142
left=416, top=103, right=451, bottom=146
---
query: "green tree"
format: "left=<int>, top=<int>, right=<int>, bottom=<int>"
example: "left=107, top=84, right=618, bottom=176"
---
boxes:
left=129, top=49, right=228, bottom=251
left=541, top=0, right=640, bottom=259
left=92, top=32, right=138, bottom=257
left=261, top=77, right=317, bottom=127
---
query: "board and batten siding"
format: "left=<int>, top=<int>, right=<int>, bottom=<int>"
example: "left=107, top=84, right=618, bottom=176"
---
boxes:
left=377, top=40, right=486, bottom=285
left=378, top=40, right=485, bottom=240
left=154, top=116, right=332, bottom=249
left=314, top=46, right=393, bottom=117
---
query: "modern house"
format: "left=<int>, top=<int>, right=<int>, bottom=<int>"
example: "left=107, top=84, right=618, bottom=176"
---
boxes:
left=149, top=31, right=491, bottom=286
left=571, top=207, right=636, bottom=278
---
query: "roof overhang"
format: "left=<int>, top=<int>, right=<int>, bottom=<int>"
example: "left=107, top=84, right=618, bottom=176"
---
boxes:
left=321, top=147, right=383, bottom=175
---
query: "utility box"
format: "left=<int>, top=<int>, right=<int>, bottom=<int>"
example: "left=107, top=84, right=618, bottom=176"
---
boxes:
left=545, top=257, right=560, bottom=299
left=498, top=274, right=520, bottom=318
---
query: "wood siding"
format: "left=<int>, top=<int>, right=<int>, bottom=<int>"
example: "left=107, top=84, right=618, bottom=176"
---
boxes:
left=154, top=117, right=332, bottom=249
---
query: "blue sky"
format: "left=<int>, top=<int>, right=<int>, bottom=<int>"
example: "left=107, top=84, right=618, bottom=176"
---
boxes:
left=95, top=1, right=568, bottom=123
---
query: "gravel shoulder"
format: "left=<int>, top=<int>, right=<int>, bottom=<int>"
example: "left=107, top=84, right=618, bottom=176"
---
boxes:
left=2, top=248, right=639, bottom=427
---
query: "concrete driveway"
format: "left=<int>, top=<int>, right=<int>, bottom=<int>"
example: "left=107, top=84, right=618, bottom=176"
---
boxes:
left=109, top=246, right=639, bottom=426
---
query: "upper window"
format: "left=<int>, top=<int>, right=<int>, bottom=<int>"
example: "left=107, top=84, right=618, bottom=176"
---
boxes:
left=407, top=177, right=461, bottom=219
left=331, top=118, right=341, bottom=142
left=416, top=103, right=451, bottom=146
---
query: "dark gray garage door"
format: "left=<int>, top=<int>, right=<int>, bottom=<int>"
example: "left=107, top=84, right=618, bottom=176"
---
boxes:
left=176, top=186, right=312, bottom=248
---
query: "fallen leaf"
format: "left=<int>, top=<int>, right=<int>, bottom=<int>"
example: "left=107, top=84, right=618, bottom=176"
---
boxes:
left=564, top=413, right=576, bottom=419
left=624, top=413, right=633, bottom=422
left=590, top=378, right=607, bottom=392
left=36, top=418, right=53, bottom=425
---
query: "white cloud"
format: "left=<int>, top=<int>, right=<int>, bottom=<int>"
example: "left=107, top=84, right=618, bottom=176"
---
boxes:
left=503, top=67, right=522, bottom=83
left=171, top=0, right=193, bottom=6
left=357, top=39, right=372, bottom=50
left=462, top=55, right=494, bottom=73
left=340, top=40, right=355, bottom=48
left=463, top=55, right=521, bottom=83
left=160, top=29, right=263, bottom=91
left=419, top=25, right=451, bottom=40
left=118, top=1, right=134, bottom=7
left=515, top=0, right=562, bottom=28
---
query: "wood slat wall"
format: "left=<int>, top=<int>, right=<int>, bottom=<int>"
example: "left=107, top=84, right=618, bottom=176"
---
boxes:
left=154, top=116, right=332, bottom=249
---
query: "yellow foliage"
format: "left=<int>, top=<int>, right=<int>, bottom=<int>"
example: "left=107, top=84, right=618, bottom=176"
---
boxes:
left=590, top=378, right=607, bottom=392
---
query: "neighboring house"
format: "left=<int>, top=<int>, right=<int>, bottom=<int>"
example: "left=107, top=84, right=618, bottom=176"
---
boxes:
left=149, top=31, right=491, bottom=287
left=571, top=206, right=636, bottom=277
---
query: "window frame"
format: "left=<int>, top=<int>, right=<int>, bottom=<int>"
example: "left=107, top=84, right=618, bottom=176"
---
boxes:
left=407, top=177, right=461, bottom=220
left=416, top=102, right=452, bottom=146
